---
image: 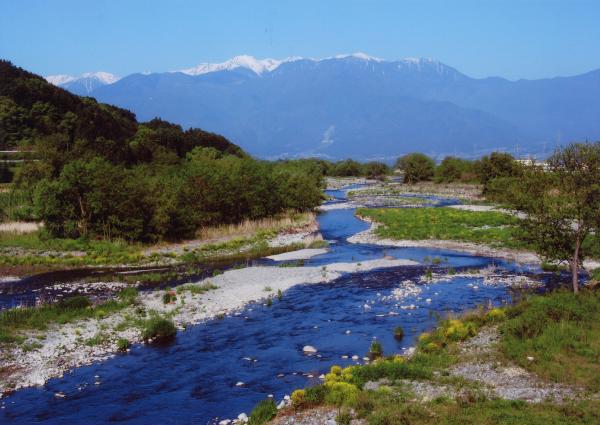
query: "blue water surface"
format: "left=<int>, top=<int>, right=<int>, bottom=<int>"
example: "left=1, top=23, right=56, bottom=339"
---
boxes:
left=0, top=184, right=541, bottom=424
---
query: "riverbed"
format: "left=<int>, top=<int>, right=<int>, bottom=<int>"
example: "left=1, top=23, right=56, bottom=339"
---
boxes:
left=0, top=184, right=551, bottom=424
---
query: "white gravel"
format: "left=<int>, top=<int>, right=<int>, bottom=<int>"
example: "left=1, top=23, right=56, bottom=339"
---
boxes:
left=0, top=257, right=419, bottom=395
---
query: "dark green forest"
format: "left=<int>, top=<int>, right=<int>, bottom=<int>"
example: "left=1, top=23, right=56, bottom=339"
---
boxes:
left=0, top=60, right=323, bottom=242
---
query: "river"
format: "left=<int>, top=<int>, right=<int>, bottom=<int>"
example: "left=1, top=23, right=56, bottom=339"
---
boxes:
left=0, top=185, right=545, bottom=424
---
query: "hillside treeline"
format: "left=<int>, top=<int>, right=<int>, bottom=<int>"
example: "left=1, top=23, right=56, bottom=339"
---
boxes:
left=0, top=61, right=322, bottom=242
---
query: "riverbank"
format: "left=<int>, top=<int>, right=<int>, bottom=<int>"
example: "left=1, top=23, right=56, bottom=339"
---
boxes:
left=267, top=289, right=600, bottom=424
left=350, top=209, right=600, bottom=270
left=0, top=212, right=321, bottom=278
left=0, top=257, right=420, bottom=395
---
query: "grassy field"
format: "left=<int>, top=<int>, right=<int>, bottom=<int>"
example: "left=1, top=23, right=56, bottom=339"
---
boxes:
left=259, top=289, right=600, bottom=425
left=358, top=207, right=523, bottom=249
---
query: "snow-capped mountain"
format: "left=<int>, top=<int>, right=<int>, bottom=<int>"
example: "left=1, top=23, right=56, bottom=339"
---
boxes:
left=53, top=53, right=600, bottom=159
left=45, top=71, right=120, bottom=95
left=179, top=54, right=303, bottom=76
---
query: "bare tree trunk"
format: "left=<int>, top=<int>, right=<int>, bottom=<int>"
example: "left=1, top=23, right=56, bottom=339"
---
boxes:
left=571, top=237, right=581, bottom=294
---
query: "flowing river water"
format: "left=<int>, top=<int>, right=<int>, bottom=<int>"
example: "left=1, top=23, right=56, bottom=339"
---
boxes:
left=1, top=185, right=546, bottom=424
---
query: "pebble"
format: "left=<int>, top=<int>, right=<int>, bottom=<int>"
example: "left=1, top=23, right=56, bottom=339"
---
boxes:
left=235, top=382, right=245, bottom=387
left=219, top=420, right=231, bottom=425
left=352, top=355, right=359, bottom=360
left=345, top=330, right=351, bottom=334
left=237, top=413, right=248, bottom=422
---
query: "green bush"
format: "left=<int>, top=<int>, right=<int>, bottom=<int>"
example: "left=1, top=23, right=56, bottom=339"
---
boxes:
left=393, top=326, right=404, bottom=340
left=142, top=316, right=177, bottom=340
left=117, top=338, right=130, bottom=351
left=248, top=399, right=277, bottom=425
left=370, top=340, right=383, bottom=359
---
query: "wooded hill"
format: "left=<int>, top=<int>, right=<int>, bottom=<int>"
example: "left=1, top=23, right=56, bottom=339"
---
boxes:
left=0, top=60, right=322, bottom=242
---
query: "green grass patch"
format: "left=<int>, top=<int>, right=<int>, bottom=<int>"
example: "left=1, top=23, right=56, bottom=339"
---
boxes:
left=500, top=289, right=600, bottom=391
left=0, top=288, right=139, bottom=344
left=358, top=207, right=523, bottom=249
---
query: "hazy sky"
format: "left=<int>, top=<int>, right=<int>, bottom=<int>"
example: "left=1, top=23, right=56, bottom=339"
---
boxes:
left=2, top=0, right=599, bottom=80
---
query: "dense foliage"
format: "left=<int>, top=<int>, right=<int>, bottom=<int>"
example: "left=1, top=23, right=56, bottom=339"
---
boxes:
left=0, top=61, right=322, bottom=241
left=395, top=153, right=435, bottom=183
left=504, top=143, right=600, bottom=293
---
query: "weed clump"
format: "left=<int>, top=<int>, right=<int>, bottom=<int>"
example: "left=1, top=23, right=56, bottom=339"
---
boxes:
left=394, top=326, right=404, bottom=340
left=248, top=399, right=277, bottom=425
left=142, top=316, right=177, bottom=341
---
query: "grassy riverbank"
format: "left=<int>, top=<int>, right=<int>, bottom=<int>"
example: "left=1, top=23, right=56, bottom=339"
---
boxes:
left=266, top=289, right=600, bottom=424
left=0, top=211, right=317, bottom=274
left=358, top=207, right=523, bottom=249
left=357, top=207, right=600, bottom=259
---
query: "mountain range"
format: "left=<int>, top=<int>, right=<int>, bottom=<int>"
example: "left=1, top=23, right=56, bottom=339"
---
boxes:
left=46, top=53, right=600, bottom=159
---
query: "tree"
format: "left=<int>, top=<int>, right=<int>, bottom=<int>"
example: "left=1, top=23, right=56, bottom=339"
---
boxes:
left=395, top=153, right=435, bottom=184
left=509, top=143, right=600, bottom=293
left=363, top=161, right=390, bottom=179
left=475, top=152, right=521, bottom=190
left=435, top=156, right=475, bottom=183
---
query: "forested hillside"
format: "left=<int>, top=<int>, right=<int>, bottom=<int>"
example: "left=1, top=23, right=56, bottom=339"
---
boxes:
left=0, top=61, right=322, bottom=242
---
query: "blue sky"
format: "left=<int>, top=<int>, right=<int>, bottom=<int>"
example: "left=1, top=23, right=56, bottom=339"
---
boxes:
left=1, top=0, right=599, bottom=80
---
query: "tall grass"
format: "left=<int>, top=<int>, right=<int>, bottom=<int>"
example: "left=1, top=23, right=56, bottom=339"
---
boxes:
left=195, top=211, right=314, bottom=241
left=0, top=288, right=139, bottom=343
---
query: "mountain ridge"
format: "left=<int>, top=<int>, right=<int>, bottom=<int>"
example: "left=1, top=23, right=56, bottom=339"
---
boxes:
left=45, top=54, right=600, bottom=159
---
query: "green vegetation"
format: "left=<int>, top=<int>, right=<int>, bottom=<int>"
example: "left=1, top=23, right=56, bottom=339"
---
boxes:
left=117, top=338, right=130, bottom=352
left=0, top=60, right=322, bottom=243
left=0, top=288, right=138, bottom=343
left=500, top=290, right=600, bottom=391
left=275, top=290, right=600, bottom=424
left=393, top=326, right=404, bottom=340
left=503, top=142, right=600, bottom=293
left=176, top=282, right=218, bottom=295
left=141, top=316, right=177, bottom=340
left=395, top=153, right=436, bottom=183
left=248, top=399, right=277, bottom=425
left=358, top=207, right=522, bottom=248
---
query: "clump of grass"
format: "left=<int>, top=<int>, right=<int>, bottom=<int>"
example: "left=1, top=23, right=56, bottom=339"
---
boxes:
left=263, top=286, right=273, bottom=292
left=176, top=282, right=218, bottom=295
left=394, top=326, right=404, bottom=340
left=141, top=316, right=177, bottom=341
left=277, top=289, right=283, bottom=301
left=162, top=290, right=177, bottom=304
left=117, top=338, right=130, bottom=352
left=369, top=340, right=383, bottom=359
left=248, top=398, right=277, bottom=425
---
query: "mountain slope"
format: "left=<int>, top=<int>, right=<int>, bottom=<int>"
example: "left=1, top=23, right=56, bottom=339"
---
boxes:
left=54, top=54, right=600, bottom=158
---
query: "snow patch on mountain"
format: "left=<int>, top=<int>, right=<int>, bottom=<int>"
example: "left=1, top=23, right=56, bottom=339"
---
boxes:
left=45, top=72, right=120, bottom=86
left=181, top=55, right=302, bottom=76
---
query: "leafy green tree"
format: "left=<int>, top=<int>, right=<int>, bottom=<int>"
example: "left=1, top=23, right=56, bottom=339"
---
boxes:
left=435, top=156, right=475, bottom=183
left=362, top=161, right=390, bottom=179
left=395, top=153, right=435, bottom=184
left=509, top=143, right=600, bottom=293
left=475, top=152, right=521, bottom=190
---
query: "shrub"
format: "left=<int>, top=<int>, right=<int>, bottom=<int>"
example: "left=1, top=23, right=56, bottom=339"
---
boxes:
left=58, top=296, right=92, bottom=310
left=486, top=308, right=506, bottom=322
left=324, top=382, right=359, bottom=406
left=291, top=389, right=306, bottom=408
left=248, top=399, right=277, bottom=425
left=304, top=385, right=327, bottom=404
left=142, top=316, right=177, bottom=340
left=393, top=326, right=404, bottom=340
left=117, top=338, right=130, bottom=351
left=336, top=409, right=352, bottom=425
left=162, top=290, right=177, bottom=304
left=370, top=340, right=383, bottom=359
